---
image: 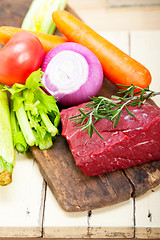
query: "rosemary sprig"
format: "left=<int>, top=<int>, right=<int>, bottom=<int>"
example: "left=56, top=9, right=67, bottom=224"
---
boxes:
left=69, top=84, right=160, bottom=139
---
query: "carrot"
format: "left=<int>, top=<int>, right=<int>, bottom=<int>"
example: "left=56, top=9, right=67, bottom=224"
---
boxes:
left=52, top=10, right=152, bottom=89
left=0, top=26, right=67, bottom=54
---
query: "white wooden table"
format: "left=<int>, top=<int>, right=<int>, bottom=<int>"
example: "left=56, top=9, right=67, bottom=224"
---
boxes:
left=0, top=30, right=160, bottom=239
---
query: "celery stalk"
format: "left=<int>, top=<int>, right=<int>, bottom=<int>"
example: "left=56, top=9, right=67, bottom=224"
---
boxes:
left=21, top=0, right=67, bottom=34
left=16, top=103, right=36, bottom=146
left=40, top=112, right=58, bottom=136
left=0, top=84, right=15, bottom=186
left=10, top=105, right=28, bottom=153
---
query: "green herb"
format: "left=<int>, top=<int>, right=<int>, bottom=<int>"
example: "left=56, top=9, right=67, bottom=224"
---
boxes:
left=70, top=84, right=160, bottom=139
left=4, top=69, right=60, bottom=152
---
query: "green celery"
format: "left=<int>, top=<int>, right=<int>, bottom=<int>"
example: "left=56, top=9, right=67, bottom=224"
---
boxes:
left=33, top=127, right=53, bottom=150
left=0, top=83, right=15, bottom=186
left=4, top=69, right=60, bottom=151
left=16, top=102, right=36, bottom=146
left=40, top=112, right=58, bottom=136
left=21, top=0, right=67, bottom=34
left=10, top=105, right=28, bottom=153
left=27, top=110, right=53, bottom=150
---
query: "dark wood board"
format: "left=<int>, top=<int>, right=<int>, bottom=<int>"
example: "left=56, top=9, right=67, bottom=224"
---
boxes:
left=1, top=0, right=160, bottom=212
left=31, top=137, right=133, bottom=212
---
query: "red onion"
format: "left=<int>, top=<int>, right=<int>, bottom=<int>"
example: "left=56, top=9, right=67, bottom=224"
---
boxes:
left=41, top=42, right=103, bottom=106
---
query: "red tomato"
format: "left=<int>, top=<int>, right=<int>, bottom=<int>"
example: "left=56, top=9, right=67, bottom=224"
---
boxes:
left=0, top=31, right=45, bottom=86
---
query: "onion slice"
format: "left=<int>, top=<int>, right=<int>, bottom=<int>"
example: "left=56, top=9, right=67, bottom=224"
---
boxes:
left=41, top=42, right=103, bottom=106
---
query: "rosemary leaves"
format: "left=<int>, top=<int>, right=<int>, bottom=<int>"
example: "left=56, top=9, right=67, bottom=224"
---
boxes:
left=69, top=84, right=160, bottom=139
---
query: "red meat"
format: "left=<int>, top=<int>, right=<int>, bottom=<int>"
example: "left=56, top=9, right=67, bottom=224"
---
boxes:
left=60, top=102, right=160, bottom=176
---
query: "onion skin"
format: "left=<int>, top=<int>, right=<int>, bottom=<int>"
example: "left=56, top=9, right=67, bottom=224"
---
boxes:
left=41, top=42, right=103, bottom=106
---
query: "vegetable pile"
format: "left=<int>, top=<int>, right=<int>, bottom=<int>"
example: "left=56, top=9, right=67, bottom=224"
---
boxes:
left=0, top=30, right=61, bottom=185
left=0, top=1, right=156, bottom=184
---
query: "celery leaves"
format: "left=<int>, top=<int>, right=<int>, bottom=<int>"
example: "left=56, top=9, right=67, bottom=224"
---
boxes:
left=5, top=69, right=60, bottom=152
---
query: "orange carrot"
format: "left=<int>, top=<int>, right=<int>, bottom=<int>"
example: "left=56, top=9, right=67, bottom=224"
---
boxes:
left=0, top=26, right=67, bottom=54
left=52, top=10, right=152, bottom=89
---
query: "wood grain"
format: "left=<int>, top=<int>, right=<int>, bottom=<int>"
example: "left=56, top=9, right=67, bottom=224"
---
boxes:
left=0, top=0, right=160, bottom=213
left=0, top=1, right=45, bottom=238
left=125, top=161, right=160, bottom=197
left=31, top=136, right=132, bottom=212
left=31, top=5, right=160, bottom=212
left=0, top=0, right=32, bottom=27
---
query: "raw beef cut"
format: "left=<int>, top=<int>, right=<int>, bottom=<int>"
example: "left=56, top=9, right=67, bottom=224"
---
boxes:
left=60, top=102, right=160, bottom=176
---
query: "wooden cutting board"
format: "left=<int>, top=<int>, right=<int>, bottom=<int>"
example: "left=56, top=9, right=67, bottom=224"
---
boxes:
left=1, top=0, right=160, bottom=212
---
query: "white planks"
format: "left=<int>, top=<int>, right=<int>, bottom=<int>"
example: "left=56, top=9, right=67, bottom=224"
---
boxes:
left=67, top=0, right=160, bottom=32
left=107, top=0, right=160, bottom=7
left=43, top=189, right=134, bottom=238
left=0, top=30, right=160, bottom=238
left=0, top=151, right=45, bottom=237
left=130, top=31, right=160, bottom=239
left=130, top=31, right=160, bottom=107
left=135, top=185, right=160, bottom=239
left=43, top=31, right=134, bottom=239
left=43, top=187, right=88, bottom=238
left=87, top=200, right=134, bottom=238
left=97, top=31, right=130, bottom=53
left=43, top=30, right=160, bottom=239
